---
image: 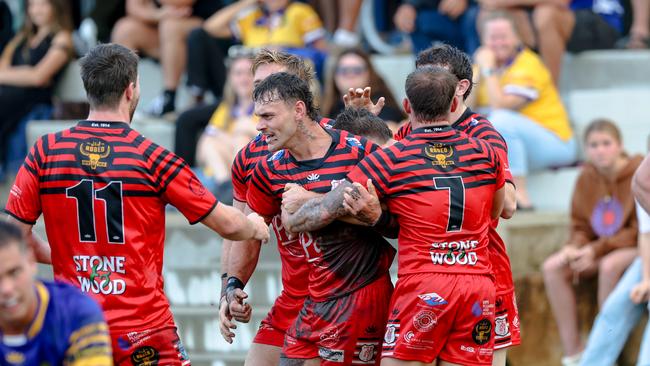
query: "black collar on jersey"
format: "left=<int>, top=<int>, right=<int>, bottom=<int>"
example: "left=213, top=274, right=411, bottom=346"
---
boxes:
left=451, top=107, right=476, bottom=128
left=77, top=120, right=131, bottom=129
left=410, top=124, right=458, bottom=139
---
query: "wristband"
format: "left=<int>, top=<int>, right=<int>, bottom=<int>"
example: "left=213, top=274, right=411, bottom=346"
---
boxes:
left=481, top=67, right=496, bottom=77
left=226, top=276, right=245, bottom=291
left=373, top=210, right=391, bottom=228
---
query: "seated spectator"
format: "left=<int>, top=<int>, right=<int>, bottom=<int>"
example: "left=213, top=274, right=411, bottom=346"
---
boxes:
left=618, top=0, right=650, bottom=48
left=394, top=0, right=480, bottom=55
left=111, top=0, right=222, bottom=116
left=195, top=54, right=256, bottom=200
left=477, top=0, right=575, bottom=85
left=542, top=119, right=643, bottom=366
left=322, top=49, right=405, bottom=129
left=0, top=221, right=112, bottom=363
left=472, top=11, right=577, bottom=209
left=0, top=0, right=73, bottom=179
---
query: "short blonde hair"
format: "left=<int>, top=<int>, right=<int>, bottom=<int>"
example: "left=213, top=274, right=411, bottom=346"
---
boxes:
left=252, top=49, right=315, bottom=83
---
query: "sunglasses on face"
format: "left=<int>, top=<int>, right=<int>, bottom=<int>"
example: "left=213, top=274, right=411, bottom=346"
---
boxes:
left=336, top=65, right=367, bottom=76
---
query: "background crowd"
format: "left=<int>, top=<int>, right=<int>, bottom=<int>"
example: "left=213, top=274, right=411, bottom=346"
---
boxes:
left=1, top=0, right=650, bottom=365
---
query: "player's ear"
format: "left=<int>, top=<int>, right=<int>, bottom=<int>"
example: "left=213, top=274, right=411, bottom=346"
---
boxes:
left=457, top=79, right=470, bottom=97
left=125, top=82, right=135, bottom=101
left=450, top=96, right=459, bottom=113
left=294, top=100, right=307, bottom=120
left=402, top=98, right=411, bottom=114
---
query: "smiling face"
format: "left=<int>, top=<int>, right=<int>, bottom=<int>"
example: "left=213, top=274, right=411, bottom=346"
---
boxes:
left=482, top=18, right=520, bottom=64
left=585, top=130, right=623, bottom=172
left=0, top=242, right=37, bottom=333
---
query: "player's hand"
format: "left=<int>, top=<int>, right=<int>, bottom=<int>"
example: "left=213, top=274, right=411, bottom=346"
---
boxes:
left=248, top=212, right=270, bottom=242
left=559, top=244, right=580, bottom=265
left=394, top=4, right=417, bottom=33
left=343, top=179, right=382, bottom=226
left=343, top=87, right=385, bottom=117
left=474, top=47, right=496, bottom=70
left=631, top=280, right=650, bottom=304
left=439, top=0, right=468, bottom=20
left=569, top=246, right=596, bottom=273
left=219, top=296, right=237, bottom=343
left=282, top=183, right=318, bottom=214
left=226, top=288, right=252, bottom=323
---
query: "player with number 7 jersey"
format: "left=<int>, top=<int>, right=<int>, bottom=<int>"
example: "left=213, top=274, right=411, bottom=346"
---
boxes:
left=4, top=44, right=270, bottom=365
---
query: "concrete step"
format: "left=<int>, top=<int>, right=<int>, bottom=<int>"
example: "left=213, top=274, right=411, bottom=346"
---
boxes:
left=560, top=50, right=650, bottom=92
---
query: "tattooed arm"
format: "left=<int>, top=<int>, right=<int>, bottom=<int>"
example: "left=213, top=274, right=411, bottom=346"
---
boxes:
left=282, top=181, right=356, bottom=233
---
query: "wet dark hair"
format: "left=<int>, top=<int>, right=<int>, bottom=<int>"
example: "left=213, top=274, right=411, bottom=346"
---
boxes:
left=416, top=43, right=473, bottom=100
left=333, top=107, right=393, bottom=144
left=252, top=72, right=319, bottom=120
left=405, top=66, right=458, bottom=123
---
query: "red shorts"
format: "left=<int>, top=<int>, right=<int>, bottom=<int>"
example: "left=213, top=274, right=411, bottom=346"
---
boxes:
left=283, top=274, right=393, bottom=365
left=111, top=326, right=190, bottom=366
left=254, top=291, right=307, bottom=347
left=494, top=290, right=521, bottom=350
left=382, top=273, right=496, bottom=365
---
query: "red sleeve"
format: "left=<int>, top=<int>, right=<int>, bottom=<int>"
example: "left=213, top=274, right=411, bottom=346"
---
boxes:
left=347, top=148, right=393, bottom=198
left=4, top=141, right=43, bottom=225
left=246, top=160, right=281, bottom=218
left=489, top=142, right=506, bottom=191
left=231, top=146, right=248, bottom=203
left=471, top=119, right=514, bottom=184
left=158, top=153, right=217, bottom=224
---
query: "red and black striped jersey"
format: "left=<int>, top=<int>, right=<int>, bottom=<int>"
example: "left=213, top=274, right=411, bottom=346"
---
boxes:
left=348, top=125, right=505, bottom=276
left=247, top=128, right=395, bottom=301
left=230, top=117, right=334, bottom=299
left=394, top=108, right=515, bottom=291
left=4, top=120, right=217, bottom=333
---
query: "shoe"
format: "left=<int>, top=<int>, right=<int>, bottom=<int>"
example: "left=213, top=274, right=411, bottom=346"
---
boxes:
left=144, top=93, right=175, bottom=117
left=561, top=351, right=582, bottom=366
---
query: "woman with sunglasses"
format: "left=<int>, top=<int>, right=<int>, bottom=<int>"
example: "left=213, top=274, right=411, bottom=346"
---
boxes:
left=322, top=49, right=405, bottom=129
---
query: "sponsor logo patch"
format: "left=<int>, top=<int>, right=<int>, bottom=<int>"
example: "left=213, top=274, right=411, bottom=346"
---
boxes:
left=130, top=346, right=159, bottom=366
left=358, top=344, right=376, bottom=362
left=318, top=348, right=344, bottom=362
left=472, top=319, right=492, bottom=345
left=413, top=310, right=437, bottom=332
left=494, top=314, right=510, bottom=339
left=418, top=292, right=448, bottom=307
left=384, top=324, right=399, bottom=346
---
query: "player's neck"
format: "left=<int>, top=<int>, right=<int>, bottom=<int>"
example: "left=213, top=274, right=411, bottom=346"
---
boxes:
left=287, top=119, right=332, bottom=161
left=412, top=119, right=451, bottom=131
left=449, top=102, right=468, bottom=123
left=86, top=109, right=132, bottom=124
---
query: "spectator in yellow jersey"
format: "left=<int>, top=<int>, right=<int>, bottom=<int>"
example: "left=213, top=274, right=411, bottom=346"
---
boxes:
left=0, top=220, right=112, bottom=365
left=472, top=11, right=577, bottom=210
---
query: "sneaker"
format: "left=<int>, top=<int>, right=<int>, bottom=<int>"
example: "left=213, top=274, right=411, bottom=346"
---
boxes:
left=561, top=351, right=583, bottom=366
left=144, top=93, right=175, bottom=117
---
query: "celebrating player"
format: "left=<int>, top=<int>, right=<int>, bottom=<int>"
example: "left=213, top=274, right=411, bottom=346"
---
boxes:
left=228, top=72, right=395, bottom=365
left=284, top=66, right=506, bottom=365
left=3, top=43, right=269, bottom=365
left=343, top=44, right=520, bottom=366
left=0, top=220, right=112, bottom=364
left=219, top=49, right=336, bottom=366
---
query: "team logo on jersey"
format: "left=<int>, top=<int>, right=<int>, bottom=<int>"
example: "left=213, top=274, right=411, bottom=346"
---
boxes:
left=424, top=143, right=454, bottom=167
left=131, top=346, right=159, bottom=365
left=494, top=314, right=510, bottom=339
left=418, top=292, right=448, bottom=307
left=346, top=137, right=364, bottom=150
left=188, top=176, right=207, bottom=197
left=6, top=352, right=25, bottom=364
left=472, top=319, right=492, bottom=345
left=269, top=150, right=285, bottom=161
left=404, top=331, right=415, bottom=343
left=307, top=173, right=320, bottom=182
left=78, top=139, right=111, bottom=170
left=319, top=327, right=340, bottom=348
left=384, top=324, right=399, bottom=346
left=413, top=310, right=437, bottom=332
left=358, top=344, right=376, bottom=362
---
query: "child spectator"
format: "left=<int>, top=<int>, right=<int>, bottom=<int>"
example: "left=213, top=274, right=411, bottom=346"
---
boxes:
left=542, top=119, right=643, bottom=366
left=0, top=0, right=73, bottom=179
left=322, top=49, right=404, bottom=128
left=472, top=11, right=577, bottom=209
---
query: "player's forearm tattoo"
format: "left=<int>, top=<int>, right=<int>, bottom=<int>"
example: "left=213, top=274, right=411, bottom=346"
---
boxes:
left=284, top=181, right=358, bottom=233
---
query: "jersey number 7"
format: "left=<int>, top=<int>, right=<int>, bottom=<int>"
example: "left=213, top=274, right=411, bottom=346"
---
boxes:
left=433, top=176, right=465, bottom=232
left=66, top=179, right=125, bottom=244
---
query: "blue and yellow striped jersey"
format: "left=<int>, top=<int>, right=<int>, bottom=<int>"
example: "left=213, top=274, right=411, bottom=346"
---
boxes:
left=1, top=280, right=112, bottom=366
